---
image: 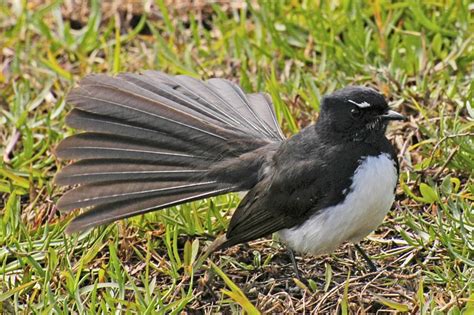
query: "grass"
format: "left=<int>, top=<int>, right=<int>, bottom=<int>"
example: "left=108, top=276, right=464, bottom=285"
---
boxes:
left=0, top=0, right=473, bottom=313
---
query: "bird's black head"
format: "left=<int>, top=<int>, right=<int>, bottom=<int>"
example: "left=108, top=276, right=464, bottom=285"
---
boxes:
left=317, top=86, right=404, bottom=142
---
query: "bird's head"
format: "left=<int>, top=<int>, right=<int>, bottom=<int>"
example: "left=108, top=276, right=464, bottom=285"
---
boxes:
left=317, top=86, right=405, bottom=142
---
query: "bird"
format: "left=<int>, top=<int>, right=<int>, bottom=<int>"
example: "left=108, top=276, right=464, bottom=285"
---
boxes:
left=55, top=71, right=404, bottom=271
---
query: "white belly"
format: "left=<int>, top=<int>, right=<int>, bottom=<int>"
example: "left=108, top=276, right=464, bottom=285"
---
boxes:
left=278, top=153, right=398, bottom=256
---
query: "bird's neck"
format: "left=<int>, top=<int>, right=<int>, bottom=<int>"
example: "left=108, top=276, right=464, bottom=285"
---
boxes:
left=313, top=121, right=388, bottom=148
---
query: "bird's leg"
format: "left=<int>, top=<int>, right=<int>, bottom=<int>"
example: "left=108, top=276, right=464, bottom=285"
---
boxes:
left=287, top=248, right=302, bottom=279
left=194, top=234, right=227, bottom=270
left=354, top=244, right=377, bottom=272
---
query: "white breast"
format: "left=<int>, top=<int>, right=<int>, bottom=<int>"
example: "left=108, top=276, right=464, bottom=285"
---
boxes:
left=278, top=153, right=398, bottom=256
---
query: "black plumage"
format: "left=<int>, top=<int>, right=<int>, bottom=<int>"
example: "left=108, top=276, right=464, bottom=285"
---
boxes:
left=55, top=72, right=404, bottom=255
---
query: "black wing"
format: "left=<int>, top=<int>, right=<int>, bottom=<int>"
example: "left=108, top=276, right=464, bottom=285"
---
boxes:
left=217, top=127, right=368, bottom=249
left=218, top=139, right=333, bottom=248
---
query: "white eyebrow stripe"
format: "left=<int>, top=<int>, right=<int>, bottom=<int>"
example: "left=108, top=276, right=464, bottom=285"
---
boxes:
left=348, top=99, right=371, bottom=108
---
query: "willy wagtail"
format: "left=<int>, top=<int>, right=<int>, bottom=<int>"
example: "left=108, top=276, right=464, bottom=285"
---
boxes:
left=55, top=71, right=404, bottom=267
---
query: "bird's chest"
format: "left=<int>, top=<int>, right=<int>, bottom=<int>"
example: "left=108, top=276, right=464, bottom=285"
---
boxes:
left=278, top=153, right=398, bottom=256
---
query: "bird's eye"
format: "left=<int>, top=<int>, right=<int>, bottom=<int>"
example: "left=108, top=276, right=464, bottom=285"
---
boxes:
left=351, top=107, right=362, bottom=118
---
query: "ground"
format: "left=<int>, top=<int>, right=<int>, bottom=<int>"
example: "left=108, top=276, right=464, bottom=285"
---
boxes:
left=0, top=1, right=473, bottom=313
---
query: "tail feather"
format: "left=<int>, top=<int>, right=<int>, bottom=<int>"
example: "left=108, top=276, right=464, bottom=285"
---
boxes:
left=65, top=109, right=215, bottom=157
left=56, top=71, right=285, bottom=233
left=143, top=72, right=279, bottom=138
left=55, top=159, right=205, bottom=185
left=57, top=180, right=220, bottom=212
left=206, top=78, right=277, bottom=138
left=56, top=133, right=208, bottom=166
left=147, top=73, right=249, bottom=129
left=64, top=109, right=266, bottom=159
left=247, top=93, right=285, bottom=139
left=68, top=76, right=232, bottom=141
left=118, top=73, right=238, bottom=127
left=65, top=186, right=236, bottom=234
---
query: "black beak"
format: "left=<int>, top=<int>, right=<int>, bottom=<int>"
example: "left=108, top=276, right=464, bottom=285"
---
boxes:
left=380, top=110, right=405, bottom=121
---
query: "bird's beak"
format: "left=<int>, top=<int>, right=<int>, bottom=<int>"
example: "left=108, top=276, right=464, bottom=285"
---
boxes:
left=379, top=109, right=405, bottom=121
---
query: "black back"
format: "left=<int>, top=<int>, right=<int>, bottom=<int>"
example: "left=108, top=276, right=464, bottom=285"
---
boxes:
left=219, top=86, right=399, bottom=249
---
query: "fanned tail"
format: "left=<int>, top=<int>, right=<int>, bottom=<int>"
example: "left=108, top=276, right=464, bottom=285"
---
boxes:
left=55, top=71, right=285, bottom=233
